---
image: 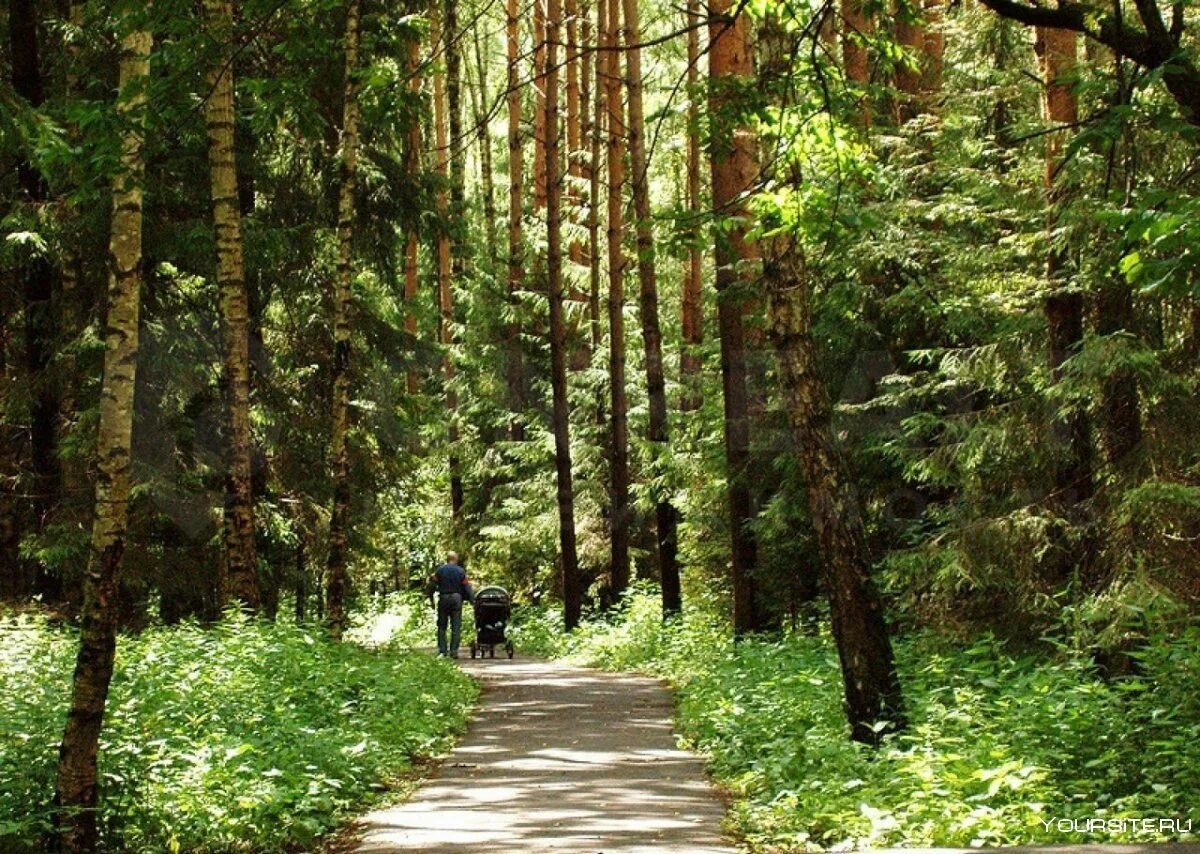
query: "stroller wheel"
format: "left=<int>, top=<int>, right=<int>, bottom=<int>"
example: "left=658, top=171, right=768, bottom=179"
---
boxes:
left=506, top=642, right=514, bottom=659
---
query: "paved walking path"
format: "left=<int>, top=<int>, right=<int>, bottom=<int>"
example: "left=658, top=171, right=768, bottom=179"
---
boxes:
left=353, top=656, right=733, bottom=853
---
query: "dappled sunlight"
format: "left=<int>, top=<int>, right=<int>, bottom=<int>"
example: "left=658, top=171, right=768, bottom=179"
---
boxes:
left=355, top=658, right=730, bottom=852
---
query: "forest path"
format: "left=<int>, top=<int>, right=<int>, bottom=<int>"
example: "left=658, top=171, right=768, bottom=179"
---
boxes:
left=352, top=656, right=733, bottom=852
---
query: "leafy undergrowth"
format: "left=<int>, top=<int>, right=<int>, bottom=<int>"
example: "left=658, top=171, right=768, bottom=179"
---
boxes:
left=512, top=586, right=1200, bottom=851
left=0, top=603, right=477, bottom=853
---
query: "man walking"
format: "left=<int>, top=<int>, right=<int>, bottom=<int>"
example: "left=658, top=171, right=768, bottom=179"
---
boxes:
left=426, top=551, right=473, bottom=657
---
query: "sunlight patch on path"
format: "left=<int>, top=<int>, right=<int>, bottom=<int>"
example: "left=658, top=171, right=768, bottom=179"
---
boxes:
left=353, top=658, right=732, bottom=853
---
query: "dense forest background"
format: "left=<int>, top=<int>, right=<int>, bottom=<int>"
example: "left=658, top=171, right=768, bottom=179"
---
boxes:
left=2, top=0, right=1199, bottom=849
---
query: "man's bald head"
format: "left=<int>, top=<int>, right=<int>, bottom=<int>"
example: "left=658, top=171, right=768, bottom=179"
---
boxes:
left=447, top=551, right=459, bottom=564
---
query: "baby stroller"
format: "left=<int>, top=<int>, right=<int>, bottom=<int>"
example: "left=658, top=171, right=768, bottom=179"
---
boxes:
left=470, top=586, right=514, bottom=659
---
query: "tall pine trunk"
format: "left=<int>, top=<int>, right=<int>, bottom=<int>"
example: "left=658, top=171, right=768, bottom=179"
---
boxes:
left=54, top=21, right=153, bottom=851
left=471, top=26, right=499, bottom=267
left=841, top=0, right=873, bottom=127
left=204, top=0, right=260, bottom=612
left=545, top=0, right=584, bottom=629
left=505, top=0, right=527, bottom=441
left=763, top=237, right=906, bottom=745
left=404, top=39, right=422, bottom=396
left=587, top=0, right=606, bottom=353
left=444, top=0, right=466, bottom=523
left=622, top=0, right=680, bottom=613
left=10, top=0, right=62, bottom=601
left=680, top=0, right=704, bottom=413
left=324, top=0, right=361, bottom=641
left=604, top=0, right=630, bottom=598
left=708, top=0, right=760, bottom=634
left=1036, top=26, right=1093, bottom=578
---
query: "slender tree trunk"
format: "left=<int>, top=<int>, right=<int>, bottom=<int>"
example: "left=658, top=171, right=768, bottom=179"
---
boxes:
left=604, top=0, right=630, bottom=598
left=505, top=0, right=528, bottom=441
left=443, top=0, right=466, bottom=523
left=622, top=0, right=680, bottom=613
left=1036, top=26, right=1093, bottom=531
left=533, top=0, right=548, bottom=211
left=54, top=22, right=152, bottom=851
left=588, top=0, right=606, bottom=353
left=763, top=237, right=906, bottom=745
left=58, top=1, right=88, bottom=546
left=471, top=25, right=499, bottom=267
left=544, top=0, right=584, bottom=629
left=10, top=0, right=62, bottom=602
left=1097, top=281, right=1141, bottom=468
left=294, top=534, right=307, bottom=623
left=324, top=0, right=361, bottom=641
left=404, top=40, right=422, bottom=396
left=204, top=0, right=260, bottom=612
left=709, top=0, right=760, bottom=634
left=680, top=0, right=704, bottom=413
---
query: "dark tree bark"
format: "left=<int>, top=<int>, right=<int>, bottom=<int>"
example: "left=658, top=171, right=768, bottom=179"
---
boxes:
left=10, top=0, right=63, bottom=602
left=708, top=0, right=761, bottom=634
left=587, top=0, right=605, bottom=353
left=545, top=0, right=584, bottom=629
left=1037, top=27, right=1094, bottom=520
left=1097, top=281, right=1141, bottom=468
left=444, top=0, right=466, bottom=523
left=505, top=0, right=528, bottom=441
left=622, top=0, right=680, bottom=614
left=679, top=0, right=704, bottom=413
left=325, top=0, right=362, bottom=641
left=764, top=239, right=906, bottom=745
left=605, top=0, right=630, bottom=598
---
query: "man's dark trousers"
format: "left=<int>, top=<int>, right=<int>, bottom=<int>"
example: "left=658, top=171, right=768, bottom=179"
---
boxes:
left=437, top=593, right=464, bottom=656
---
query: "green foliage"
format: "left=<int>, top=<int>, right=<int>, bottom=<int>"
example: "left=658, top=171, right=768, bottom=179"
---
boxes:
left=0, top=610, right=477, bottom=852
left=546, top=588, right=1200, bottom=851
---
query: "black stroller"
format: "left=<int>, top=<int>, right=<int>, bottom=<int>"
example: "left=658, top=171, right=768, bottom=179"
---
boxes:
left=470, top=586, right=514, bottom=659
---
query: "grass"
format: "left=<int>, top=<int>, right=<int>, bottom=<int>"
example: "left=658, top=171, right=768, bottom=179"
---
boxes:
left=0, top=597, right=477, bottom=853
left=511, top=585, right=1200, bottom=851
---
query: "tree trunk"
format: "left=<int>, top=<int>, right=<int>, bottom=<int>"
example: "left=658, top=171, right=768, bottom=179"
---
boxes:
left=506, top=0, right=528, bottom=441
left=544, top=0, right=584, bottom=630
left=10, top=0, right=62, bottom=602
left=471, top=25, right=500, bottom=268
left=54, top=22, right=152, bottom=851
left=604, top=0, right=630, bottom=598
left=443, top=0, right=466, bottom=523
left=1097, top=281, right=1141, bottom=468
left=622, top=0, right=680, bottom=614
left=680, top=0, right=704, bottom=413
left=763, top=239, right=906, bottom=745
left=324, top=0, right=361, bottom=642
left=1036, top=26, right=1093, bottom=528
left=533, top=0, right=548, bottom=212
left=405, top=40, right=422, bottom=396
left=588, top=0, right=605, bottom=354
left=841, top=0, right=873, bottom=126
left=294, top=534, right=307, bottom=623
left=893, top=0, right=944, bottom=121
left=204, top=0, right=260, bottom=612
left=709, top=0, right=760, bottom=634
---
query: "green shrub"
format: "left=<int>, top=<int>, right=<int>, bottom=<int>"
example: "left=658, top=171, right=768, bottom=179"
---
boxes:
left=0, top=609, right=477, bottom=853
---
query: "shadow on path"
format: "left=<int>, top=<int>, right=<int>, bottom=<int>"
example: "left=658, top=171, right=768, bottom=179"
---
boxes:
left=354, top=657, right=732, bottom=853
